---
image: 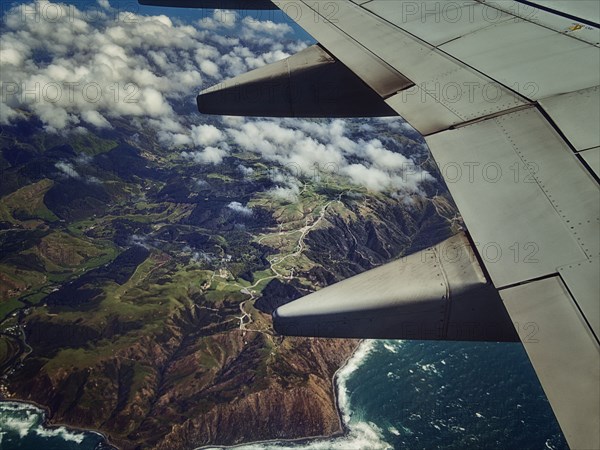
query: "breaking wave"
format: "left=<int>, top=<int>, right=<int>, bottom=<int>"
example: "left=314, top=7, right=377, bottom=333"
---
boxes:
left=202, top=338, right=567, bottom=450
left=203, top=340, right=394, bottom=450
left=3, top=339, right=567, bottom=450
left=0, top=402, right=108, bottom=449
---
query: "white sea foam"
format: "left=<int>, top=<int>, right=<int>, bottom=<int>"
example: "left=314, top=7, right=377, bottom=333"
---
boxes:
left=382, top=340, right=405, bottom=354
left=215, top=419, right=392, bottom=450
left=218, top=419, right=391, bottom=450
left=336, top=340, right=378, bottom=426
left=34, top=425, right=86, bottom=444
left=388, top=426, right=400, bottom=436
left=205, top=340, right=394, bottom=450
left=0, top=402, right=43, bottom=413
left=0, top=402, right=91, bottom=444
left=0, top=403, right=39, bottom=438
left=382, top=343, right=397, bottom=354
left=419, top=363, right=441, bottom=376
left=1, top=414, right=37, bottom=438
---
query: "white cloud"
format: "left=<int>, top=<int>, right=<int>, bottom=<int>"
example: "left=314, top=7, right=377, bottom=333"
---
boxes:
left=0, top=2, right=240, bottom=134
left=223, top=118, right=432, bottom=194
left=240, top=16, right=293, bottom=39
left=213, top=9, right=238, bottom=28
left=139, top=88, right=172, bottom=117
left=200, top=60, right=220, bottom=77
left=270, top=185, right=301, bottom=203
left=0, top=47, right=25, bottom=66
left=130, top=234, right=150, bottom=249
left=182, top=146, right=228, bottom=165
left=191, top=124, right=224, bottom=146
left=0, top=0, right=306, bottom=138
left=55, top=161, right=80, bottom=179
left=82, top=110, right=112, bottom=129
left=197, top=9, right=238, bottom=30
left=227, top=201, right=252, bottom=216
left=0, top=2, right=432, bottom=196
left=244, top=49, right=291, bottom=70
left=238, top=165, right=254, bottom=176
left=160, top=132, right=191, bottom=147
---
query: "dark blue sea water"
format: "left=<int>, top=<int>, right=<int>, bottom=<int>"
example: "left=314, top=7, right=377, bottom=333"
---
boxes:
left=341, top=340, right=567, bottom=450
left=214, top=340, right=567, bottom=450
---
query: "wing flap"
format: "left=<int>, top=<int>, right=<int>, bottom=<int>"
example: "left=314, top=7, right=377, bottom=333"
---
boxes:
left=274, top=232, right=518, bottom=342
left=425, top=106, right=598, bottom=288
left=558, top=257, right=600, bottom=339
left=539, top=86, right=600, bottom=152
left=500, top=276, right=600, bottom=450
left=581, top=147, right=600, bottom=179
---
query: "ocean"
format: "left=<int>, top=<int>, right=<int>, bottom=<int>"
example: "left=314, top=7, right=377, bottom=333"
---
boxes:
left=0, top=401, right=110, bottom=449
left=210, top=340, right=568, bottom=450
left=0, top=340, right=567, bottom=450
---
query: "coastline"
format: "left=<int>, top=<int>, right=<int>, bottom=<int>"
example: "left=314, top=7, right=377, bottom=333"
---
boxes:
left=0, top=398, right=119, bottom=450
left=331, top=339, right=364, bottom=436
left=194, top=339, right=367, bottom=450
left=1, top=340, right=366, bottom=450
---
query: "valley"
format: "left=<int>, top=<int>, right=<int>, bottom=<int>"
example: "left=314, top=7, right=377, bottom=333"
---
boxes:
left=0, top=118, right=458, bottom=449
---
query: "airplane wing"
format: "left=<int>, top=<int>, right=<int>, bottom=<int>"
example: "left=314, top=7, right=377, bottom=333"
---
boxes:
left=141, top=1, right=600, bottom=448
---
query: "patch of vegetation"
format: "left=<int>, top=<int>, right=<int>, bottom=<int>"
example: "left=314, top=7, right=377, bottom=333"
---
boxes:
left=69, top=132, right=118, bottom=156
left=0, top=265, right=47, bottom=303
left=207, top=173, right=234, bottom=182
left=0, top=298, right=25, bottom=321
left=0, top=179, right=58, bottom=223
left=0, top=335, right=21, bottom=371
